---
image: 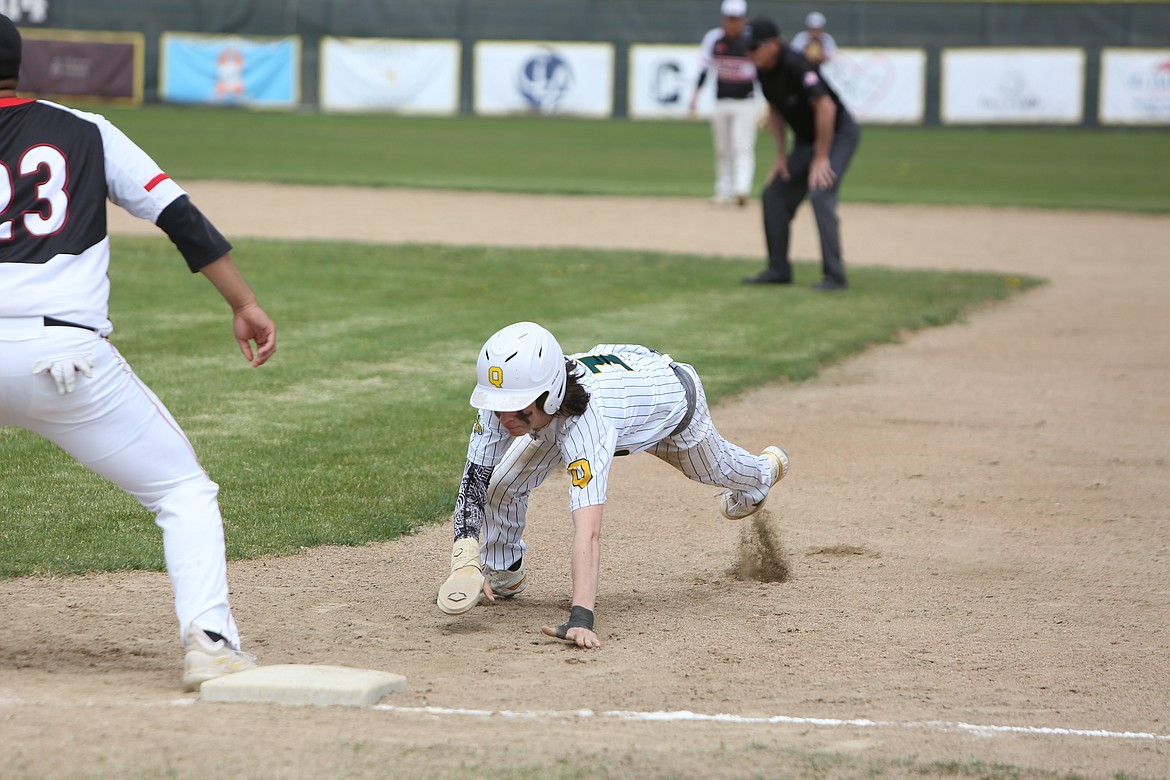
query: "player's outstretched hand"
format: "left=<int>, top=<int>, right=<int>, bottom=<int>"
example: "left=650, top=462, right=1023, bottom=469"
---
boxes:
left=233, top=303, right=277, bottom=367
left=481, top=580, right=497, bottom=605
left=541, top=623, right=602, bottom=649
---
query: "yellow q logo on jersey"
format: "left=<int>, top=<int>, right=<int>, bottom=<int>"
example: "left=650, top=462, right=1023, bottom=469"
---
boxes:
left=567, top=459, right=593, bottom=488
left=488, top=366, right=504, bottom=388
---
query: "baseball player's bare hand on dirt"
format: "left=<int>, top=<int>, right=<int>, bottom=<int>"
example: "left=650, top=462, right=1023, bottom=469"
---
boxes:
left=542, top=623, right=601, bottom=649
left=809, top=157, right=837, bottom=191
left=481, top=580, right=498, bottom=605
left=233, top=303, right=277, bottom=367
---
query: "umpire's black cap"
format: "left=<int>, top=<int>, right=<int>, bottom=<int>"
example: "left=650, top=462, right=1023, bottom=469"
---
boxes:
left=0, top=14, right=21, bottom=81
left=743, top=17, right=781, bottom=51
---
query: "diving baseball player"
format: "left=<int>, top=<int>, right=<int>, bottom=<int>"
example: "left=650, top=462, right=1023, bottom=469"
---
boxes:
left=0, top=14, right=274, bottom=690
left=436, top=322, right=788, bottom=648
left=690, top=0, right=759, bottom=206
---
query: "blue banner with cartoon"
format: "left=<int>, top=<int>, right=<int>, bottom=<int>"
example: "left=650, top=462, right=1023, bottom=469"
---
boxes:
left=161, top=34, right=300, bottom=108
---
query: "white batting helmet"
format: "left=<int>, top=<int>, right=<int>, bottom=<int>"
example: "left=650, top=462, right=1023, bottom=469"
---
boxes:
left=471, top=322, right=567, bottom=414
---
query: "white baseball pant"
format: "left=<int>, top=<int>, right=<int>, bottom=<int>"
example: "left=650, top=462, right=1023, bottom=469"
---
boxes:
left=711, top=97, right=759, bottom=201
left=480, top=365, right=773, bottom=571
left=0, top=318, right=240, bottom=649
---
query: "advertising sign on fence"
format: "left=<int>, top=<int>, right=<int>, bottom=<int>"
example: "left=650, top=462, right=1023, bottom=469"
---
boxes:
left=474, top=41, right=613, bottom=118
left=1099, top=48, right=1170, bottom=126
left=17, top=28, right=143, bottom=104
left=941, top=48, right=1084, bottom=124
left=320, top=37, right=460, bottom=115
left=821, top=49, right=926, bottom=124
left=161, top=33, right=299, bottom=109
left=628, top=44, right=714, bottom=120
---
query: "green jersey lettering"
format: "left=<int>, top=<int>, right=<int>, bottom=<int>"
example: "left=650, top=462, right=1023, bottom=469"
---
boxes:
left=578, top=354, right=634, bottom=374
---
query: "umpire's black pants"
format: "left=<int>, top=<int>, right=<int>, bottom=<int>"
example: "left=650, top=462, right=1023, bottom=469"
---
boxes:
left=760, top=114, right=861, bottom=286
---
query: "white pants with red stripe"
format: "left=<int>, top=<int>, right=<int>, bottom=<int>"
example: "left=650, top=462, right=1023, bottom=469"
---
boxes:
left=711, top=97, right=759, bottom=201
left=0, top=318, right=241, bottom=650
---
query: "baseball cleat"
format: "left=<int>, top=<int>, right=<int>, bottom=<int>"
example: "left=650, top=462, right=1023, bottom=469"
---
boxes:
left=719, top=446, right=789, bottom=520
left=181, top=627, right=257, bottom=692
left=437, top=538, right=485, bottom=615
left=486, top=563, right=528, bottom=599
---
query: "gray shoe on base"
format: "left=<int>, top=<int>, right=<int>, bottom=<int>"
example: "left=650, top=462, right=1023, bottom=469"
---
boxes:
left=486, top=563, right=528, bottom=598
left=181, top=627, right=257, bottom=692
left=719, top=446, right=789, bottom=520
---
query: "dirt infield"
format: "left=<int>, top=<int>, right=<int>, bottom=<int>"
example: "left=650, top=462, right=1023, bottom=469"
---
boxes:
left=3, top=185, right=1168, bottom=779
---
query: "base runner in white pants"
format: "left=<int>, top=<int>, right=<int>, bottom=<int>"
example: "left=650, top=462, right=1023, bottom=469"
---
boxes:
left=0, top=14, right=275, bottom=691
left=437, top=322, right=789, bottom=649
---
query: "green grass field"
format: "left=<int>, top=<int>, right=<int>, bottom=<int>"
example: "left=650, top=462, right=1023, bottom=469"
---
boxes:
left=0, top=237, right=1038, bottom=576
left=93, top=106, right=1170, bottom=212
left=9, top=106, right=1156, bottom=576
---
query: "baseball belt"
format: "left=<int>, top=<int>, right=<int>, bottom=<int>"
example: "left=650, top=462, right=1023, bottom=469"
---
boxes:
left=43, top=316, right=99, bottom=333
left=668, top=362, right=697, bottom=437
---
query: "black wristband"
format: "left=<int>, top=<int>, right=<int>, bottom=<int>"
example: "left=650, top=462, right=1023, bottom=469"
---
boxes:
left=554, top=608, right=594, bottom=640
left=554, top=608, right=594, bottom=636
left=554, top=605, right=595, bottom=639
left=567, top=605, right=594, bottom=630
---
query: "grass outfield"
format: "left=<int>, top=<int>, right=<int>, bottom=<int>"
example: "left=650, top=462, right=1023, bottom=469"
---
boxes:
left=0, top=238, right=1038, bottom=576
left=91, top=106, right=1170, bottom=213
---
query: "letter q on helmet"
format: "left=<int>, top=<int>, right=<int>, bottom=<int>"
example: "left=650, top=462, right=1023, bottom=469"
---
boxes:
left=471, top=322, right=567, bottom=414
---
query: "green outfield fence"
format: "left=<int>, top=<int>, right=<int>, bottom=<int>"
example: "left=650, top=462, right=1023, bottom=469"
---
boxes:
left=10, top=0, right=1170, bottom=124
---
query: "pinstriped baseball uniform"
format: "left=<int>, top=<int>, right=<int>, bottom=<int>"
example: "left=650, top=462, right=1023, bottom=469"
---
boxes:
left=457, top=344, right=775, bottom=571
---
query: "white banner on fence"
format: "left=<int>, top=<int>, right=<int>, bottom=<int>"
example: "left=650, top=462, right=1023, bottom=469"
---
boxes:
left=1099, top=48, right=1170, bottom=126
left=941, top=48, right=1085, bottom=124
left=821, top=48, right=926, bottom=124
left=320, top=37, right=460, bottom=115
left=474, top=41, right=614, bottom=117
left=628, top=44, right=712, bottom=119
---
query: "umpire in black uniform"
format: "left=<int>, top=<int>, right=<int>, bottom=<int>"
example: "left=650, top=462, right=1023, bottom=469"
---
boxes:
left=742, top=17, right=860, bottom=290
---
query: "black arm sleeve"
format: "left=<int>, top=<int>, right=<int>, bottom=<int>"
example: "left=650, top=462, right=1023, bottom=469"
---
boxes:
left=155, top=195, right=233, bottom=273
left=453, top=460, right=494, bottom=541
left=695, top=70, right=708, bottom=89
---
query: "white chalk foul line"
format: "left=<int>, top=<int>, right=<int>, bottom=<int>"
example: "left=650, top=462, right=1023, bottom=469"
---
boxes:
left=370, top=704, right=1170, bottom=743
left=2, top=693, right=1166, bottom=743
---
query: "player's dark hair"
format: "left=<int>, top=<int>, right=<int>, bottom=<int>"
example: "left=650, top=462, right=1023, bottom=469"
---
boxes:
left=0, top=14, right=22, bottom=83
left=558, top=359, right=590, bottom=416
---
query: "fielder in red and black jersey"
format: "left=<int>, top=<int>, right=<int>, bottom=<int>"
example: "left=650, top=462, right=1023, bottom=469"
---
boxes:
left=689, top=0, right=759, bottom=206
left=0, top=13, right=275, bottom=691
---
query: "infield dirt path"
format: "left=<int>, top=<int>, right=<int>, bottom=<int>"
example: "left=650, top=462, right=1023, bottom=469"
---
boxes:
left=2, top=185, right=1168, bottom=779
